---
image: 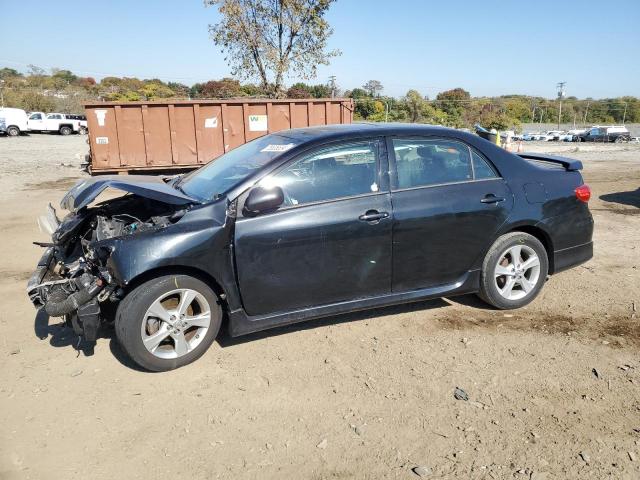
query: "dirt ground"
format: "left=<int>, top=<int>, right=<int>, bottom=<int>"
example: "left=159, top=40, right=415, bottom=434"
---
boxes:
left=0, top=134, right=639, bottom=480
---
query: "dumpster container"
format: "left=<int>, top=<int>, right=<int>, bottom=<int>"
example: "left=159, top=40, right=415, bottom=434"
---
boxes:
left=84, top=98, right=354, bottom=175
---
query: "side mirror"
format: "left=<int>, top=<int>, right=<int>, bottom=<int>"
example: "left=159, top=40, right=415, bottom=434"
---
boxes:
left=244, top=185, right=284, bottom=214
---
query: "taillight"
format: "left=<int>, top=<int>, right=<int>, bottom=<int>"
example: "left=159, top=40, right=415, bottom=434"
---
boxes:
left=575, top=184, right=591, bottom=202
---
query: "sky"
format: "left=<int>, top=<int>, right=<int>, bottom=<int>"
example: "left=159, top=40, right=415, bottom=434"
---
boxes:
left=1, top=0, right=639, bottom=99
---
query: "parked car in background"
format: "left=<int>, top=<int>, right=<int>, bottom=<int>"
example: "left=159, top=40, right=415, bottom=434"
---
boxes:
left=65, top=114, right=88, bottom=134
left=27, top=112, right=82, bottom=135
left=0, top=107, right=29, bottom=136
left=522, top=132, right=543, bottom=141
left=544, top=130, right=565, bottom=141
left=575, top=126, right=631, bottom=143
left=28, top=124, right=594, bottom=371
left=561, top=129, right=585, bottom=142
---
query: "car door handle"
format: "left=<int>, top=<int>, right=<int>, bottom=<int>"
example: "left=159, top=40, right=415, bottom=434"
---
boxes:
left=481, top=194, right=505, bottom=204
left=359, top=210, right=389, bottom=222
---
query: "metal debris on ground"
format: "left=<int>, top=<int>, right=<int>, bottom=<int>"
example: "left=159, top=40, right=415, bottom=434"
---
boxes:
left=454, top=387, right=469, bottom=401
left=592, top=368, right=600, bottom=379
left=579, top=451, right=591, bottom=464
left=412, top=465, right=432, bottom=477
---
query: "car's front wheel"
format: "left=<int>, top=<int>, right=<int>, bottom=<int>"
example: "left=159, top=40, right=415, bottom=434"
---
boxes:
left=478, top=232, right=549, bottom=309
left=115, top=274, right=222, bottom=371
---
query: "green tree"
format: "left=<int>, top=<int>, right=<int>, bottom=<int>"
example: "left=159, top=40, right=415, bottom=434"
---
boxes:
left=167, top=82, right=191, bottom=98
left=354, top=98, right=377, bottom=120
left=347, top=87, right=368, bottom=99
left=0, top=68, right=22, bottom=79
left=51, top=69, right=78, bottom=84
left=139, top=82, right=175, bottom=100
left=402, top=89, right=427, bottom=122
left=193, top=78, right=245, bottom=98
left=206, top=0, right=340, bottom=96
left=287, top=82, right=312, bottom=98
left=308, top=83, right=331, bottom=98
left=18, top=91, right=56, bottom=112
left=435, top=87, right=470, bottom=121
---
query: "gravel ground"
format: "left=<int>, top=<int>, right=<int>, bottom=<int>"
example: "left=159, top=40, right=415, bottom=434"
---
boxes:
left=0, top=134, right=639, bottom=480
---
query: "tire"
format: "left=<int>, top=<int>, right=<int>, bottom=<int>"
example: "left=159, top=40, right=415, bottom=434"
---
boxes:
left=79, top=126, right=88, bottom=135
left=477, top=232, right=549, bottom=310
left=115, top=274, right=223, bottom=371
left=59, top=126, right=72, bottom=136
left=6, top=126, right=20, bottom=137
left=614, top=136, right=626, bottom=144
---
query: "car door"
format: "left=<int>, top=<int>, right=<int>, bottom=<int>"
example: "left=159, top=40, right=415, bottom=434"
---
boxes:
left=28, top=112, right=45, bottom=131
left=45, top=113, right=61, bottom=131
left=389, top=136, right=514, bottom=292
left=587, top=127, right=600, bottom=142
left=234, top=138, right=393, bottom=316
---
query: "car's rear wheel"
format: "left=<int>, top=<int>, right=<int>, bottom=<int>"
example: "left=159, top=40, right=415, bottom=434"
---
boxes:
left=478, top=232, right=548, bottom=309
left=6, top=126, right=20, bottom=136
left=614, top=136, right=626, bottom=143
left=115, top=274, right=222, bottom=371
left=59, top=126, right=72, bottom=135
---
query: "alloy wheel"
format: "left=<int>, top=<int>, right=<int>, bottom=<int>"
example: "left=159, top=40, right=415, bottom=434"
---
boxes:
left=494, top=245, right=541, bottom=301
left=140, top=288, right=212, bottom=359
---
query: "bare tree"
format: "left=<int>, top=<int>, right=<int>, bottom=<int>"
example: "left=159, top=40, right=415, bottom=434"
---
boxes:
left=206, top=0, right=340, bottom=97
left=363, top=80, right=383, bottom=97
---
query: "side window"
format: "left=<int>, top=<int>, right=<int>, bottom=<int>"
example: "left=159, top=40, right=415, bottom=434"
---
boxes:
left=30, top=113, right=42, bottom=120
left=261, top=141, right=379, bottom=206
left=392, top=138, right=472, bottom=189
left=471, top=150, right=498, bottom=179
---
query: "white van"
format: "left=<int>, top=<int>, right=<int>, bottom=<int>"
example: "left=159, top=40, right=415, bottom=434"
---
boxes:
left=0, top=108, right=29, bottom=136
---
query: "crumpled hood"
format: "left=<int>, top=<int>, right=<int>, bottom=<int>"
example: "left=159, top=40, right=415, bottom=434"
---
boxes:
left=60, top=175, right=198, bottom=212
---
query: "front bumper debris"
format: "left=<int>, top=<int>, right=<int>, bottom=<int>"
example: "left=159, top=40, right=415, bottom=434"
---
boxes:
left=26, top=247, right=55, bottom=307
left=27, top=247, right=107, bottom=342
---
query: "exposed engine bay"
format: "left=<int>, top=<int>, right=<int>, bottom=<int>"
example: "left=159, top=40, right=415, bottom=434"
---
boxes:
left=27, top=193, right=187, bottom=344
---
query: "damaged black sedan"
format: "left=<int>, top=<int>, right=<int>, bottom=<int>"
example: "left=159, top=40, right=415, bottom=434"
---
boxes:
left=28, top=124, right=594, bottom=371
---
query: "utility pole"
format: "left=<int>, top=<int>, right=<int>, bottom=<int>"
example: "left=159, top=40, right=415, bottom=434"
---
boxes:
left=556, top=81, right=566, bottom=129
left=622, top=102, right=628, bottom=125
left=0, top=80, right=4, bottom=108
left=328, top=75, right=337, bottom=98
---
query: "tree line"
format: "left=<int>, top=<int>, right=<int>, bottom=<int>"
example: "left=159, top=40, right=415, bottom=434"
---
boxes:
left=1, top=67, right=638, bottom=130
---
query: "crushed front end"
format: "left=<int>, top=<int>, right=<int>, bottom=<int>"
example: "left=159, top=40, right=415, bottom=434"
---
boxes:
left=27, top=191, right=189, bottom=345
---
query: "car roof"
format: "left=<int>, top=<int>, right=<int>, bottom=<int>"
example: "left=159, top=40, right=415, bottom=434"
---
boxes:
left=275, top=122, right=455, bottom=143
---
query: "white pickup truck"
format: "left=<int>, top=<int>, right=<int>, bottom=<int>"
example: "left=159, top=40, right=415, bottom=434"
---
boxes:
left=27, top=112, right=85, bottom=135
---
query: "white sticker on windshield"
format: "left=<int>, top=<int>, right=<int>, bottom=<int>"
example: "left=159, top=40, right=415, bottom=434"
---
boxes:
left=260, top=143, right=295, bottom=153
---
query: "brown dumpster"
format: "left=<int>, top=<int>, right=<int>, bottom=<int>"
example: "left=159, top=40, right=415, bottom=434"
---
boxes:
left=83, top=98, right=354, bottom=175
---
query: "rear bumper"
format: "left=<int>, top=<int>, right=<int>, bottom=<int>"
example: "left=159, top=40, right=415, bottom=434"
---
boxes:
left=553, top=241, right=593, bottom=274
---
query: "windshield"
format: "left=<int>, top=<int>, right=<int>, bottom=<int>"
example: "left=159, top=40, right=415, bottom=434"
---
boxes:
left=177, top=134, right=300, bottom=201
